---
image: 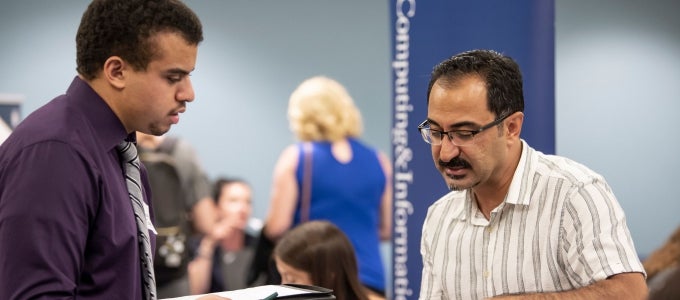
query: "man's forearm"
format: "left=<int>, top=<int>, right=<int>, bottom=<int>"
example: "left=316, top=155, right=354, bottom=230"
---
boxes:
left=491, top=272, right=647, bottom=300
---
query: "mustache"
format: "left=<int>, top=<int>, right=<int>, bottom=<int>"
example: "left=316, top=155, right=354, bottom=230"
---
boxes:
left=438, top=157, right=471, bottom=169
left=172, top=103, right=186, bottom=114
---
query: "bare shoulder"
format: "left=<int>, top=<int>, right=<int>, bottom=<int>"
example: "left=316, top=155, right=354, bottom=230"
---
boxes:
left=274, top=144, right=300, bottom=173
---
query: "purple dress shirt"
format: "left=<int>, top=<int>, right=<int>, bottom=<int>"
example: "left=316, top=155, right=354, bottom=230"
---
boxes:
left=0, top=77, right=156, bottom=299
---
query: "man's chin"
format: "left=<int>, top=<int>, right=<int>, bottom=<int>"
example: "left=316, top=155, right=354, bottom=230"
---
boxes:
left=446, top=184, right=461, bottom=191
left=147, top=125, right=171, bottom=136
left=444, top=176, right=477, bottom=191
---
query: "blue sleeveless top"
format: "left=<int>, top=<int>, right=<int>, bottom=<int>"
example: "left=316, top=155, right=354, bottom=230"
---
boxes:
left=293, top=138, right=387, bottom=291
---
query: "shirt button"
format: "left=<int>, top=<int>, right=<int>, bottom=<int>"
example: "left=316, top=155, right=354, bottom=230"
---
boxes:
left=483, top=270, right=490, bottom=278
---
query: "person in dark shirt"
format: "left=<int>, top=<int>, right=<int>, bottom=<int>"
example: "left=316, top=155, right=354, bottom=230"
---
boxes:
left=0, top=1, right=225, bottom=299
left=188, top=178, right=264, bottom=294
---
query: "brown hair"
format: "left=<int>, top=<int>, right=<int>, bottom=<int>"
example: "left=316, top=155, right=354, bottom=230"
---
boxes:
left=274, top=221, right=368, bottom=300
left=643, top=225, right=680, bottom=279
left=212, top=177, right=250, bottom=204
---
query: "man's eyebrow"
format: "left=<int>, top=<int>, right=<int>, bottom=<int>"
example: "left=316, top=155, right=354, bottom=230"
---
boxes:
left=450, top=120, right=478, bottom=128
left=427, top=118, right=478, bottom=129
left=165, top=68, right=192, bottom=75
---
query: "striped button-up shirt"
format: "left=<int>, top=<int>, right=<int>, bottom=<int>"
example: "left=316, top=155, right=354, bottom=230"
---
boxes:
left=419, top=140, right=645, bottom=300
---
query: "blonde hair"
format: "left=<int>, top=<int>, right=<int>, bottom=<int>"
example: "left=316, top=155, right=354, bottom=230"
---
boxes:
left=287, top=76, right=363, bottom=142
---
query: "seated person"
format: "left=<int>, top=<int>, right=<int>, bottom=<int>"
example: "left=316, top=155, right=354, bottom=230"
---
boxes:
left=188, top=178, right=264, bottom=294
left=643, top=225, right=680, bottom=299
left=274, top=220, right=383, bottom=300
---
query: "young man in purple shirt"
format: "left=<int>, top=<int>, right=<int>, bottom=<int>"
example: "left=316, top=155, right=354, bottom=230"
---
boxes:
left=0, top=1, right=224, bottom=299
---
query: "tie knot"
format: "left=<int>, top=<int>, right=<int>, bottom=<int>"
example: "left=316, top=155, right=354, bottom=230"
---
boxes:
left=117, top=141, right=138, bottom=162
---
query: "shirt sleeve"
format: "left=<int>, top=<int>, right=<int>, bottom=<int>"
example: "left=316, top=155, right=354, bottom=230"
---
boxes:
left=559, top=178, right=645, bottom=286
left=0, top=141, right=98, bottom=299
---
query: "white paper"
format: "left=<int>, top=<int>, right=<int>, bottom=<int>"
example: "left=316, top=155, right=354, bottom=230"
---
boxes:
left=162, top=285, right=315, bottom=300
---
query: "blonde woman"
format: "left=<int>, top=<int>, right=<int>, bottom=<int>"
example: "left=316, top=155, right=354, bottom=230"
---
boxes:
left=264, top=76, right=392, bottom=297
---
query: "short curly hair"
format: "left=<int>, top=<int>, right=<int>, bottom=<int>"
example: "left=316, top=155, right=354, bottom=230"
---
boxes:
left=287, top=76, right=363, bottom=142
left=76, top=0, right=203, bottom=80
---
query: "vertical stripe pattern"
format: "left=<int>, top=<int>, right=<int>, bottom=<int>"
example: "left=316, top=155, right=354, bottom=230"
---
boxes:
left=117, top=141, right=157, bottom=300
left=419, top=140, right=644, bottom=300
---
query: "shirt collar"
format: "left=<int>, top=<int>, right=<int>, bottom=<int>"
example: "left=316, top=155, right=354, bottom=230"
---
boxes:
left=66, top=76, right=129, bottom=151
left=505, top=139, right=532, bottom=206
left=454, top=139, right=533, bottom=221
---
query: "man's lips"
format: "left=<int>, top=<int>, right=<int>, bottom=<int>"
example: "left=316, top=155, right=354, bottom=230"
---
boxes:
left=169, top=107, right=186, bottom=124
left=170, top=111, right=182, bottom=124
left=445, top=166, right=468, bottom=176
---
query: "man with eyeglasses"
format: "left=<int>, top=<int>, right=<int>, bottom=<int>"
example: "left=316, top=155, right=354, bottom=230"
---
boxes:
left=417, top=49, right=647, bottom=299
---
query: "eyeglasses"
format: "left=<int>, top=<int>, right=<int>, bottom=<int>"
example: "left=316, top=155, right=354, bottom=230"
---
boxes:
left=417, top=113, right=513, bottom=146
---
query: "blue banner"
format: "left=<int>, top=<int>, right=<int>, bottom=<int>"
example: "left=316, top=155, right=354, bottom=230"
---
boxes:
left=389, top=1, right=555, bottom=299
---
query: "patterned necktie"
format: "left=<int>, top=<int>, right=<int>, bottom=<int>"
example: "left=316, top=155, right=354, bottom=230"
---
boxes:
left=117, top=141, right=157, bottom=300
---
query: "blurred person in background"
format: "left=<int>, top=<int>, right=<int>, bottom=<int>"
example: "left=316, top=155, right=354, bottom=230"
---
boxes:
left=643, top=225, right=680, bottom=299
left=274, top=220, right=373, bottom=300
left=189, top=177, right=264, bottom=294
left=263, top=76, right=392, bottom=298
left=136, top=132, right=215, bottom=235
left=136, top=132, right=216, bottom=297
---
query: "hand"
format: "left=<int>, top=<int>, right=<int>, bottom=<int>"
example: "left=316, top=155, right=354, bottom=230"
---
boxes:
left=208, top=217, right=244, bottom=242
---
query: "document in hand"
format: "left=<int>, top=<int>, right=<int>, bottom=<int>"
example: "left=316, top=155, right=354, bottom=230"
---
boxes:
left=161, top=284, right=335, bottom=300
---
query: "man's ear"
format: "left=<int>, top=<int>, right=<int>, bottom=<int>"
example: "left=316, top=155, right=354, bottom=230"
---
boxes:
left=102, top=56, right=126, bottom=89
left=506, top=111, right=524, bottom=138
